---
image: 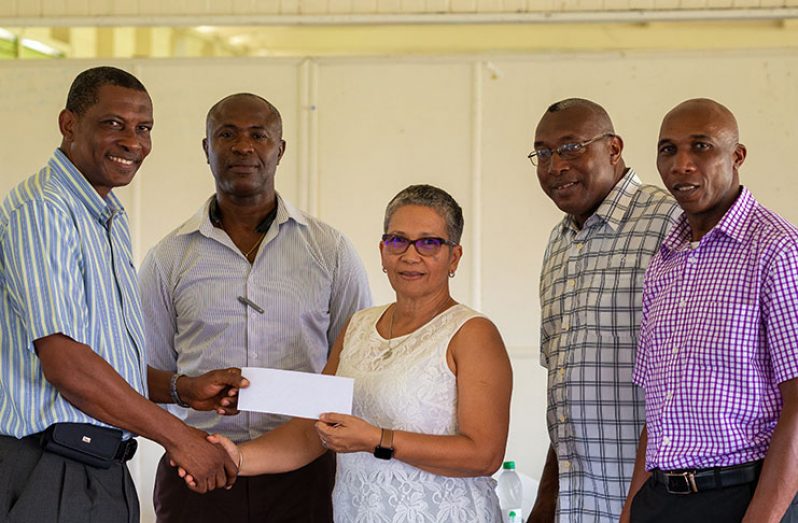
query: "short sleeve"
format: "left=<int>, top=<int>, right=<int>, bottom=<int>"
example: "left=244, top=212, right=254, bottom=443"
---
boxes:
left=632, top=261, right=657, bottom=388
left=2, top=200, right=89, bottom=349
left=762, top=242, right=798, bottom=384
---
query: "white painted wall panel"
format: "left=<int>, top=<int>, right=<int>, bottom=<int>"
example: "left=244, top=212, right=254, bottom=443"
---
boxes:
left=377, top=0, right=403, bottom=12
left=351, top=0, right=378, bottom=12
left=314, top=59, right=474, bottom=306
left=0, top=0, right=16, bottom=16
left=280, top=0, right=301, bottom=13
left=450, top=0, right=478, bottom=12
left=45, top=0, right=69, bottom=16
left=15, top=0, right=42, bottom=17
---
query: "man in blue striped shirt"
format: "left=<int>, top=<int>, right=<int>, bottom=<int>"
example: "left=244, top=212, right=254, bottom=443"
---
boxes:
left=0, top=66, right=244, bottom=523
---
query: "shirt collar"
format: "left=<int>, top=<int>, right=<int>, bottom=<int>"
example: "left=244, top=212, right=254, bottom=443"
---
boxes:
left=661, top=186, right=752, bottom=253
left=49, top=148, right=124, bottom=225
left=559, top=168, right=641, bottom=234
left=176, top=192, right=306, bottom=237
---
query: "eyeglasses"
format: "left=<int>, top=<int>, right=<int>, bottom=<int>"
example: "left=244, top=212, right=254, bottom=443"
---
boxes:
left=527, top=133, right=615, bottom=166
left=381, top=234, right=457, bottom=256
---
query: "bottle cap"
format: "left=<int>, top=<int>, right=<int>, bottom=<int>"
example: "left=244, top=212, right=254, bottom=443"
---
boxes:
left=502, top=460, right=516, bottom=470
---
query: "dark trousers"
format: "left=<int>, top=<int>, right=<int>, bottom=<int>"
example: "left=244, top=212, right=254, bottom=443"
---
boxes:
left=0, top=433, right=139, bottom=523
left=631, top=474, right=798, bottom=522
left=154, top=450, right=336, bottom=523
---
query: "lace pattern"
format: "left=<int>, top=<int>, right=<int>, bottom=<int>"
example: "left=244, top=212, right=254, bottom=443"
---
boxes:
left=333, top=304, right=502, bottom=522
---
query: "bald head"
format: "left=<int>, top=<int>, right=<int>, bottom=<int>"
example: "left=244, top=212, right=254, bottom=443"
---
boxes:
left=656, top=98, right=746, bottom=239
left=206, top=93, right=282, bottom=138
left=661, top=98, right=739, bottom=145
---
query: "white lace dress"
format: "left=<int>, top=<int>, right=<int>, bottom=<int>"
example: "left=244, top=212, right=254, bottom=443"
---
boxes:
left=333, top=303, right=502, bottom=523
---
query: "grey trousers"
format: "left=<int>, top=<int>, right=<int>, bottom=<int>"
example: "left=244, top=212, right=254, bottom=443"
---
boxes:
left=0, top=433, right=139, bottom=523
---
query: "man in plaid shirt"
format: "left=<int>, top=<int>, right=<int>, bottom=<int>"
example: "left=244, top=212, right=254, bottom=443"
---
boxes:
left=622, top=98, right=798, bottom=522
left=528, top=98, right=680, bottom=522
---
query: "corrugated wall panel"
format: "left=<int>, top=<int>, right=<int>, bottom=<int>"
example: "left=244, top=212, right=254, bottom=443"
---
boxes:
left=8, top=0, right=798, bottom=21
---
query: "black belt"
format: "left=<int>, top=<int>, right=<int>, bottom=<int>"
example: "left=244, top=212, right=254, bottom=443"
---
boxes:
left=652, top=460, right=762, bottom=494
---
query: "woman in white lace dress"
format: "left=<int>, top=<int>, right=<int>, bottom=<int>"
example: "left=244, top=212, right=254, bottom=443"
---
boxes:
left=205, top=185, right=512, bottom=522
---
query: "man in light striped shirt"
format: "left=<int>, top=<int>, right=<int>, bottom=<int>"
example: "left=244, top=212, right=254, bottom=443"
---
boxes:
left=528, top=98, right=680, bottom=522
left=0, top=67, right=245, bottom=522
left=140, top=93, right=371, bottom=522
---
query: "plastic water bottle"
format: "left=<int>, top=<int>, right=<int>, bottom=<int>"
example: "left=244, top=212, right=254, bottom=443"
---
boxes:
left=496, top=460, right=523, bottom=523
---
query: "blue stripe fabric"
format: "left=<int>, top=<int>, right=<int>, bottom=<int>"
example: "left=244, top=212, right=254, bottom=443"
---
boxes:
left=0, top=148, right=146, bottom=438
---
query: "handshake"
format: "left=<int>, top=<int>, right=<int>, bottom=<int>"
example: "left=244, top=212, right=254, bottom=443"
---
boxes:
left=157, top=367, right=249, bottom=494
left=162, top=366, right=378, bottom=493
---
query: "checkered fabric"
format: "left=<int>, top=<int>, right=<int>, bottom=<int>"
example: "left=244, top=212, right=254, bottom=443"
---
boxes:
left=540, top=169, right=680, bottom=521
left=634, top=187, right=798, bottom=471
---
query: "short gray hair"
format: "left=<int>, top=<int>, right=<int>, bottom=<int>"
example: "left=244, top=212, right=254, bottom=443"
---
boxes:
left=383, top=184, right=464, bottom=244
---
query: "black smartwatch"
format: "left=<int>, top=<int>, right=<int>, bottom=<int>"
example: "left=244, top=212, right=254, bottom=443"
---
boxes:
left=374, top=428, right=394, bottom=460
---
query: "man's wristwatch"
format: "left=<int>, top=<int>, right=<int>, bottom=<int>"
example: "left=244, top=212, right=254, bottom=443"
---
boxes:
left=373, top=428, right=394, bottom=460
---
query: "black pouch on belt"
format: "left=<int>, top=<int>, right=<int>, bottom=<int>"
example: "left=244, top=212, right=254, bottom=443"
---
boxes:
left=41, top=422, right=126, bottom=469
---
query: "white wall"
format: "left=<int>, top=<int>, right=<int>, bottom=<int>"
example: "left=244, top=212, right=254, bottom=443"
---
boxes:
left=2, top=50, right=797, bottom=521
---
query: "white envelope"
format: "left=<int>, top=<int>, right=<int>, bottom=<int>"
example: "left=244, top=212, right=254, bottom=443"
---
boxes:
left=237, top=367, right=354, bottom=420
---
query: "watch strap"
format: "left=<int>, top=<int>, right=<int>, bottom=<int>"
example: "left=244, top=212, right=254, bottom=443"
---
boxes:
left=380, top=428, right=394, bottom=449
left=374, top=428, right=394, bottom=460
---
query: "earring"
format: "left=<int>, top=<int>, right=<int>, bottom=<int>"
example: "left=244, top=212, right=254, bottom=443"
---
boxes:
left=382, top=267, right=388, bottom=273
left=448, top=271, right=455, bottom=278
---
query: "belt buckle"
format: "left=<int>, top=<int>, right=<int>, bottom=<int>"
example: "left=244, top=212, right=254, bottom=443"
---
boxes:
left=665, top=471, right=698, bottom=494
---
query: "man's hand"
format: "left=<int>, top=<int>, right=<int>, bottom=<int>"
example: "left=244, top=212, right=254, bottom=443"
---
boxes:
left=528, top=502, right=556, bottom=523
left=528, top=445, right=558, bottom=523
left=179, top=368, right=249, bottom=415
left=166, top=425, right=239, bottom=493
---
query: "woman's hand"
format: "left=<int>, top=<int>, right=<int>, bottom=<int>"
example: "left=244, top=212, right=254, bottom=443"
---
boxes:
left=207, top=433, right=241, bottom=470
left=314, top=413, right=382, bottom=454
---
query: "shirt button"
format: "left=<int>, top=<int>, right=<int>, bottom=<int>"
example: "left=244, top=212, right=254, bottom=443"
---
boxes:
left=567, top=279, right=576, bottom=288
left=561, top=320, right=570, bottom=332
left=678, top=300, right=687, bottom=308
left=560, top=461, right=571, bottom=471
left=688, top=256, right=697, bottom=264
left=559, top=415, right=567, bottom=423
left=672, top=345, right=679, bottom=355
left=666, top=391, right=673, bottom=400
left=558, top=368, right=565, bottom=378
left=663, top=436, right=671, bottom=446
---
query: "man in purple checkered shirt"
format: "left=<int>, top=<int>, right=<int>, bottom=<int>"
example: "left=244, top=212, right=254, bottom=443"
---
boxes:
left=621, top=98, right=798, bottom=523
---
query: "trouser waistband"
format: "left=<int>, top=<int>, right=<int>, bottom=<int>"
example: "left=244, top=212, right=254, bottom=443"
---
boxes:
left=651, top=460, right=763, bottom=494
